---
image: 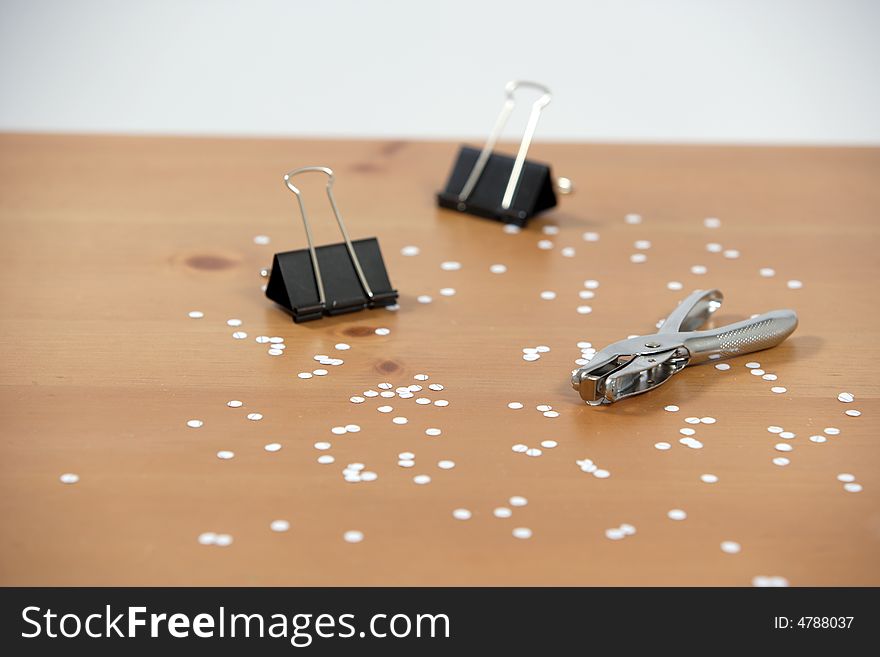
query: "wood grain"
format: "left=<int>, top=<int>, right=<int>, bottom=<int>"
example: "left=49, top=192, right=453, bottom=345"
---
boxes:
left=0, top=134, right=878, bottom=585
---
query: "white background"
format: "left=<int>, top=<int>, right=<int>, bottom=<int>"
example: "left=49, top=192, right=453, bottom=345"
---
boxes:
left=0, top=0, right=877, bottom=144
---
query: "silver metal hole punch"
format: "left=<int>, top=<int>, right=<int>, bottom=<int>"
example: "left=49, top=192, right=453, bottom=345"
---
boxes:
left=571, top=289, right=798, bottom=405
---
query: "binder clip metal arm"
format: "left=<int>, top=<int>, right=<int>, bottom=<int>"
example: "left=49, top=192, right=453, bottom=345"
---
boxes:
left=265, top=166, right=397, bottom=323
left=437, top=81, right=562, bottom=226
left=571, top=289, right=798, bottom=405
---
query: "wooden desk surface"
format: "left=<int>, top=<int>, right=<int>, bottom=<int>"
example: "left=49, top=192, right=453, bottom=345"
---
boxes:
left=1, top=134, right=878, bottom=586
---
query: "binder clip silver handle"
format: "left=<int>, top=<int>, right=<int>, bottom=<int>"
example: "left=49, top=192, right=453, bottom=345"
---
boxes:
left=283, top=166, right=374, bottom=306
left=458, top=80, right=552, bottom=210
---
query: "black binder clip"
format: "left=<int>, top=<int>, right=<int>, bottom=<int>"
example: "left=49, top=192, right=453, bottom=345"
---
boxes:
left=437, top=80, right=559, bottom=227
left=265, top=166, right=398, bottom=323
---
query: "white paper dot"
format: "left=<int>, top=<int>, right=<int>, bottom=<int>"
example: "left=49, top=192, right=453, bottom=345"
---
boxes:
left=350, top=396, right=365, bottom=404
left=577, top=305, right=593, bottom=315
left=375, top=327, right=391, bottom=336
left=503, top=224, right=521, bottom=234
left=664, top=405, right=679, bottom=412
left=246, top=412, right=263, bottom=421
left=197, top=532, right=216, bottom=545
left=583, top=231, right=600, bottom=241
left=232, top=331, right=247, bottom=339
left=298, top=372, right=313, bottom=379
left=700, top=474, right=718, bottom=484
left=625, top=213, right=642, bottom=224
left=434, top=400, right=449, bottom=407
left=417, top=295, right=433, bottom=304
left=753, top=575, right=789, bottom=587
left=317, top=455, right=335, bottom=464
left=721, top=541, right=741, bottom=554
left=773, top=457, right=790, bottom=466
left=540, top=290, right=557, bottom=300
left=685, top=417, right=700, bottom=424
left=509, top=496, right=528, bottom=507
left=771, top=386, right=787, bottom=394
left=413, top=474, right=431, bottom=485
left=401, top=245, right=420, bottom=256
left=526, top=448, right=542, bottom=457
left=59, top=473, right=79, bottom=484
left=845, top=409, right=861, bottom=417
left=217, top=450, right=234, bottom=460
left=226, top=400, right=243, bottom=408
left=584, top=279, right=600, bottom=289
left=377, top=405, right=393, bottom=413
left=489, top=263, right=507, bottom=274
left=700, top=416, right=716, bottom=424
left=809, top=435, right=827, bottom=443
left=654, top=442, right=671, bottom=450
left=425, top=428, right=442, bottom=436
left=593, top=469, right=610, bottom=479
left=186, top=419, right=204, bottom=428
left=723, top=249, right=740, bottom=259
left=837, top=392, right=854, bottom=403
left=270, top=520, right=290, bottom=532
left=512, top=443, right=528, bottom=453
left=537, top=239, right=554, bottom=250
left=253, top=235, right=270, bottom=245
left=540, top=440, right=558, bottom=448
left=666, top=281, right=684, bottom=291
left=844, top=483, right=863, bottom=493
left=264, top=443, right=282, bottom=452
left=786, top=279, right=803, bottom=290
left=493, top=507, right=512, bottom=518
left=824, top=427, right=841, bottom=436
left=775, top=443, right=793, bottom=452
left=836, top=473, right=855, bottom=483
left=214, top=534, right=233, bottom=547
left=715, top=363, right=730, bottom=370
left=188, top=310, right=204, bottom=319
left=605, top=528, right=625, bottom=540
left=690, top=265, right=707, bottom=275
left=512, top=527, right=533, bottom=539
left=703, top=217, right=721, bottom=228
left=667, top=509, right=687, bottom=521
left=452, top=508, right=471, bottom=520
left=343, top=530, right=363, bottom=543
left=438, top=460, right=455, bottom=470
left=392, top=417, right=408, bottom=425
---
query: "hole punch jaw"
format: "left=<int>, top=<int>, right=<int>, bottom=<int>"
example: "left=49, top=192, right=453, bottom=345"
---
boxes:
left=573, top=350, right=690, bottom=404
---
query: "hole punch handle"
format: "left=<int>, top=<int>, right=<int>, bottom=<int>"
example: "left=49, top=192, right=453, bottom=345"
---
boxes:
left=458, top=80, right=552, bottom=210
left=283, top=166, right=374, bottom=309
left=683, top=310, right=799, bottom=363
left=658, top=289, right=724, bottom=334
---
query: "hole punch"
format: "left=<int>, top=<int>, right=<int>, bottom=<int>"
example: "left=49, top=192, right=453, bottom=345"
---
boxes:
left=265, top=166, right=397, bottom=323
left=571, top=289, right=799, bottom=404
left=437, top=81, right=561, bottom=227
